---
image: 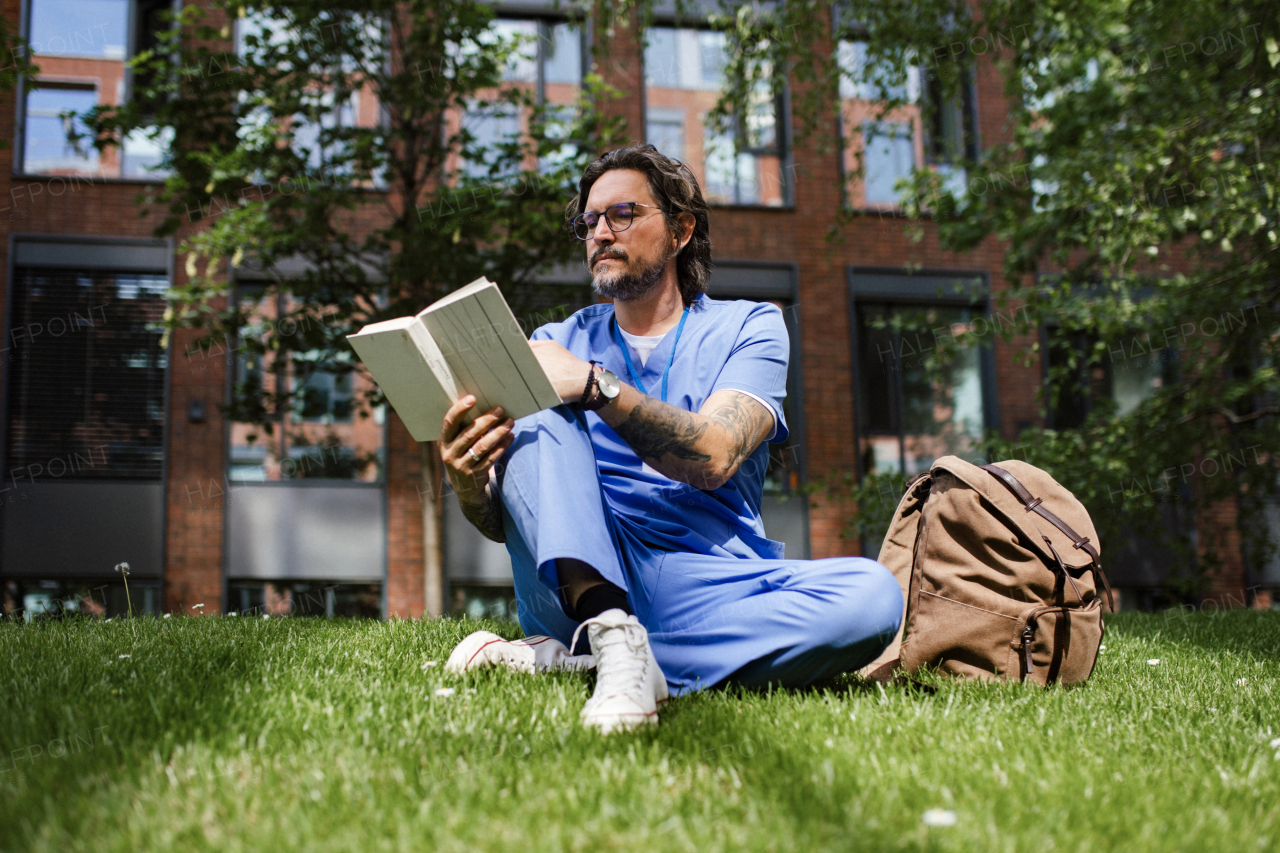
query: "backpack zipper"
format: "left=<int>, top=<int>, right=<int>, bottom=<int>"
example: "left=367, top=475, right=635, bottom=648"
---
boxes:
left=1021, top=624, right=1036, bottom=681
left=1019, top=605, right=1064, bottom=683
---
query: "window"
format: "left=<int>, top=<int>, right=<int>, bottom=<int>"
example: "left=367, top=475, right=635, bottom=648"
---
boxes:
left=5, top=265, right=169, bottom=480
left=458, top=17, right=584, bottom=179
left=862, top=121, right=915, bottom=205
left=226, top=581, right=382, bottom=618
left=923, top=64, right=978, bottom=196
left=644, top=26, right=788, bottom=207
left=1045, top=330, right=1168, bottom=429
left=227, top=288, right=384, bottom=483
left=235, top=12, right=384, bottom=186
left=838, top=39, right=922, bottom=208
left=855, top=301, right=991, bottom=476
left=461, top=102, right=523, bottom=179
left=837, top=37, right=976, bottom=208
left=646, top=108, right=686, bottom=163
left=22, top=85, right=99, bottom=174
left=18, top=0, right=173, bottom=178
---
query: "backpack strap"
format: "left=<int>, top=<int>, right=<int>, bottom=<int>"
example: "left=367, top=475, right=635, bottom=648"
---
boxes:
left=980, top=464, right=1115, bottom=612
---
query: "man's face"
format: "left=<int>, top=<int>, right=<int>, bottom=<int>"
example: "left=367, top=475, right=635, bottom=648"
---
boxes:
left=582, top=169, right=675, bottom=301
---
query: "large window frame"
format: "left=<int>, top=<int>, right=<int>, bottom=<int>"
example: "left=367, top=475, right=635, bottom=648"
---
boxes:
left=15, top=0, right=180, bottom=179
left=1, top=235, right=173, bottom=592
left=454, top=13, right=588, bottom=181
left=847, top=268, right=998, bottom=483
left=836, top=29, right=980, bottom=211
left=642, top=18, right=794, bottom=209
left=224, top=278, right=387, bottom=485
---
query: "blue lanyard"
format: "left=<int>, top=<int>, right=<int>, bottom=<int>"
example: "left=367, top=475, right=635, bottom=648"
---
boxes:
left=611, top=305, right=690, bottom=404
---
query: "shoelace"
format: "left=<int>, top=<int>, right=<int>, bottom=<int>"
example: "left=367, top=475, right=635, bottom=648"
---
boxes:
left=570, top=617, right=649, bottom=694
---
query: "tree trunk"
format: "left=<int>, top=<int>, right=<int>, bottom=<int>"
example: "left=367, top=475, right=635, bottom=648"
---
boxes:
left=420, top=441, right=445, bottom=618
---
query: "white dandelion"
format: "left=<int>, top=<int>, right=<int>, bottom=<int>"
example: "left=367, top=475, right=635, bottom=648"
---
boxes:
left=922, top=809, right=957, bottom=827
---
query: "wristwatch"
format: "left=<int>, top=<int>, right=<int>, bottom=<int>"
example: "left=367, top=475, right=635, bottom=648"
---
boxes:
left=582, top=366, right=621, bottom=411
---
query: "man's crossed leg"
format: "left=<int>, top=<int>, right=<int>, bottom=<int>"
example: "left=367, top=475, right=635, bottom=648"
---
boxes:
left=445, top=407, right=903, bottom=734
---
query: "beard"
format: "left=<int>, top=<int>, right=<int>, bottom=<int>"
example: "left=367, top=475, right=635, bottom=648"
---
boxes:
left=589, top=243, right=675, bottom=302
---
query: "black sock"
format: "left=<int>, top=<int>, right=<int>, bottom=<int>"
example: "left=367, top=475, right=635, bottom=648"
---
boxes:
left=568, top=583, right=632, bottom=655
left=570, top=582, right=633, bottom=622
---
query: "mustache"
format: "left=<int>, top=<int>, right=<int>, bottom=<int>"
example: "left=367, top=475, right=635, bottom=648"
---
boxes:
left=589, top=247, right=627, bottom=268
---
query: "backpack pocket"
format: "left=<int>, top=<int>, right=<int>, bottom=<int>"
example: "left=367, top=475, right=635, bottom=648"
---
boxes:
left=901, top=590, right=1021, bottom=681
left=1008, top=600, right=1105, bottom=686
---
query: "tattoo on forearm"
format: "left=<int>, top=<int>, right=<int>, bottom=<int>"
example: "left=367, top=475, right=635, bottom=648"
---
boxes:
left=459, top=489, right=505, bottom=543
left=611, top=392, right=772, bottom=490
left=612, top=398, right=713, bottom=466
left=708, top=394, right=773, bottom=477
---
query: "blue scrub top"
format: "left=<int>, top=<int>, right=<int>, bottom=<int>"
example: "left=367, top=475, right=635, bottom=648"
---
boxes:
left=531, top=294, right=791, bottom=563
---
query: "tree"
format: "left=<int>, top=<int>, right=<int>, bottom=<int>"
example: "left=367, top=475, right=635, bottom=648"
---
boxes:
left=1, top=17, right=39, bottom=147
left=89, top=0, right=622, bottom=615
left=719, top=0, right=1280, bottom=598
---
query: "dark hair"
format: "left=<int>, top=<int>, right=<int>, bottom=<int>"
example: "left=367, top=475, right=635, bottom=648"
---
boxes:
left=567, top=143, right=712, bottom=306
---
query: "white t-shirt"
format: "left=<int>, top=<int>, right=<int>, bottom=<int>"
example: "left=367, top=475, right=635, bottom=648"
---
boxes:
left=618, top=327, right=778, bottom=442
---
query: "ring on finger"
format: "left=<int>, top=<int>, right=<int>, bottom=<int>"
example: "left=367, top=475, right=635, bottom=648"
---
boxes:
left=467, top=448, right=483, bottom=464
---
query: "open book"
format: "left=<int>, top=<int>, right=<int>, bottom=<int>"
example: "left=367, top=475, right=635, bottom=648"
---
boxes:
left=346, top=277, right=562, bottom=442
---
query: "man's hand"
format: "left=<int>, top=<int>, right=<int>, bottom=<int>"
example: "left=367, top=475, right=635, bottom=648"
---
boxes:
left=440, top=396, right=515, bottom=543
left=529, top=340, right=593, bottom=404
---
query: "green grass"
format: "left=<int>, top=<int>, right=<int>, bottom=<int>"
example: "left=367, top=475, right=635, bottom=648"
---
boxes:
left=2, top=611, right=1278, bottom=852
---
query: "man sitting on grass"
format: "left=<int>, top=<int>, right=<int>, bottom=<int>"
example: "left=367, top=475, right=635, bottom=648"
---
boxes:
left=441, top=144, right=902, bottom=734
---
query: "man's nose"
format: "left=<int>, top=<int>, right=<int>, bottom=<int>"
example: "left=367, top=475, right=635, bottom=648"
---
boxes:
left=591, top=215, right=615, bottom=245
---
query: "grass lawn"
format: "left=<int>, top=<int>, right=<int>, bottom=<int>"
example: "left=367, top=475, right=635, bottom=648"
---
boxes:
left=2, top=610, right=1278, bottom=852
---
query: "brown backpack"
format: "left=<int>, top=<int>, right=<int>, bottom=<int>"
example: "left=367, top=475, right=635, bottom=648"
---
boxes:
left=861, top=456, right=1114, bottom=686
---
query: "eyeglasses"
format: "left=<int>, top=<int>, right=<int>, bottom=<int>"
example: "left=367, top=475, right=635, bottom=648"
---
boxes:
left=571, top=202, right=662, bottom=241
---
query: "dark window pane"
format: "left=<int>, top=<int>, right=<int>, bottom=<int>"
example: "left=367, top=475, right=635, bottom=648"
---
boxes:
left=1046, top=333, right=1089, bottom=428
left=857, top=301, right=989, bottom=475
left=857, top=303, right=896, bottom=433
left=924, top=67, right=977, bottom=164
left=6, top=267, right=169, bottom=480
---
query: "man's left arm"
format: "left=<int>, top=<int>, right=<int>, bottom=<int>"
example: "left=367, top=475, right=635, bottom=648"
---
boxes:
left=598, top=385, right=774, bottom=491
left=530, top=343, right=776, bottom=492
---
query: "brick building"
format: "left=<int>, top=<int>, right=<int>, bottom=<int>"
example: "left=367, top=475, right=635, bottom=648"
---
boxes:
left=1, top=0, right=1269, bottom=621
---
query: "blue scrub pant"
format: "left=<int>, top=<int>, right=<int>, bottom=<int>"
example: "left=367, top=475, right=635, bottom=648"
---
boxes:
left=496, top=406, right=903, bottom=694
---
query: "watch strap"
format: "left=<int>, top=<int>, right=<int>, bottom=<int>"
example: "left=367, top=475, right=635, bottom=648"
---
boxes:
left=577, top=360, right=601, bottom=409
left=581, top=366, right=615, bottom=412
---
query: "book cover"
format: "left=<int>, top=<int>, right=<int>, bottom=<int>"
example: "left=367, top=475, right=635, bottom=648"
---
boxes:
left=347, top=278, right=561, bottom=442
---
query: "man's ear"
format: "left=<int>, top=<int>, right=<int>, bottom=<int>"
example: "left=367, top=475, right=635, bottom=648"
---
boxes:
left=674, top=211, right=696, bottom=252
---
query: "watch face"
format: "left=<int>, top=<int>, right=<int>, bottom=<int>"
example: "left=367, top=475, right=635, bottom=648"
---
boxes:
left=597, top=370, right=621, bottom=397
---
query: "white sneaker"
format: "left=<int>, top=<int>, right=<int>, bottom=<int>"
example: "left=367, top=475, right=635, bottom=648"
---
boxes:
left=444, top=631, right=595, bottom=675
left=572, top=609, right=668, bottom=734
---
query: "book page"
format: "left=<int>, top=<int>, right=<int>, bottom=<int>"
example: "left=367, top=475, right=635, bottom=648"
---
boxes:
left=419, top=278, right=561, bottom=420
left=346, top=321, right=457, bottom=443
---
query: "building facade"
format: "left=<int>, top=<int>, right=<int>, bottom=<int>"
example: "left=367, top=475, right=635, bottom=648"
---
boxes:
left=2, top=0, right=1271, bottom=621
